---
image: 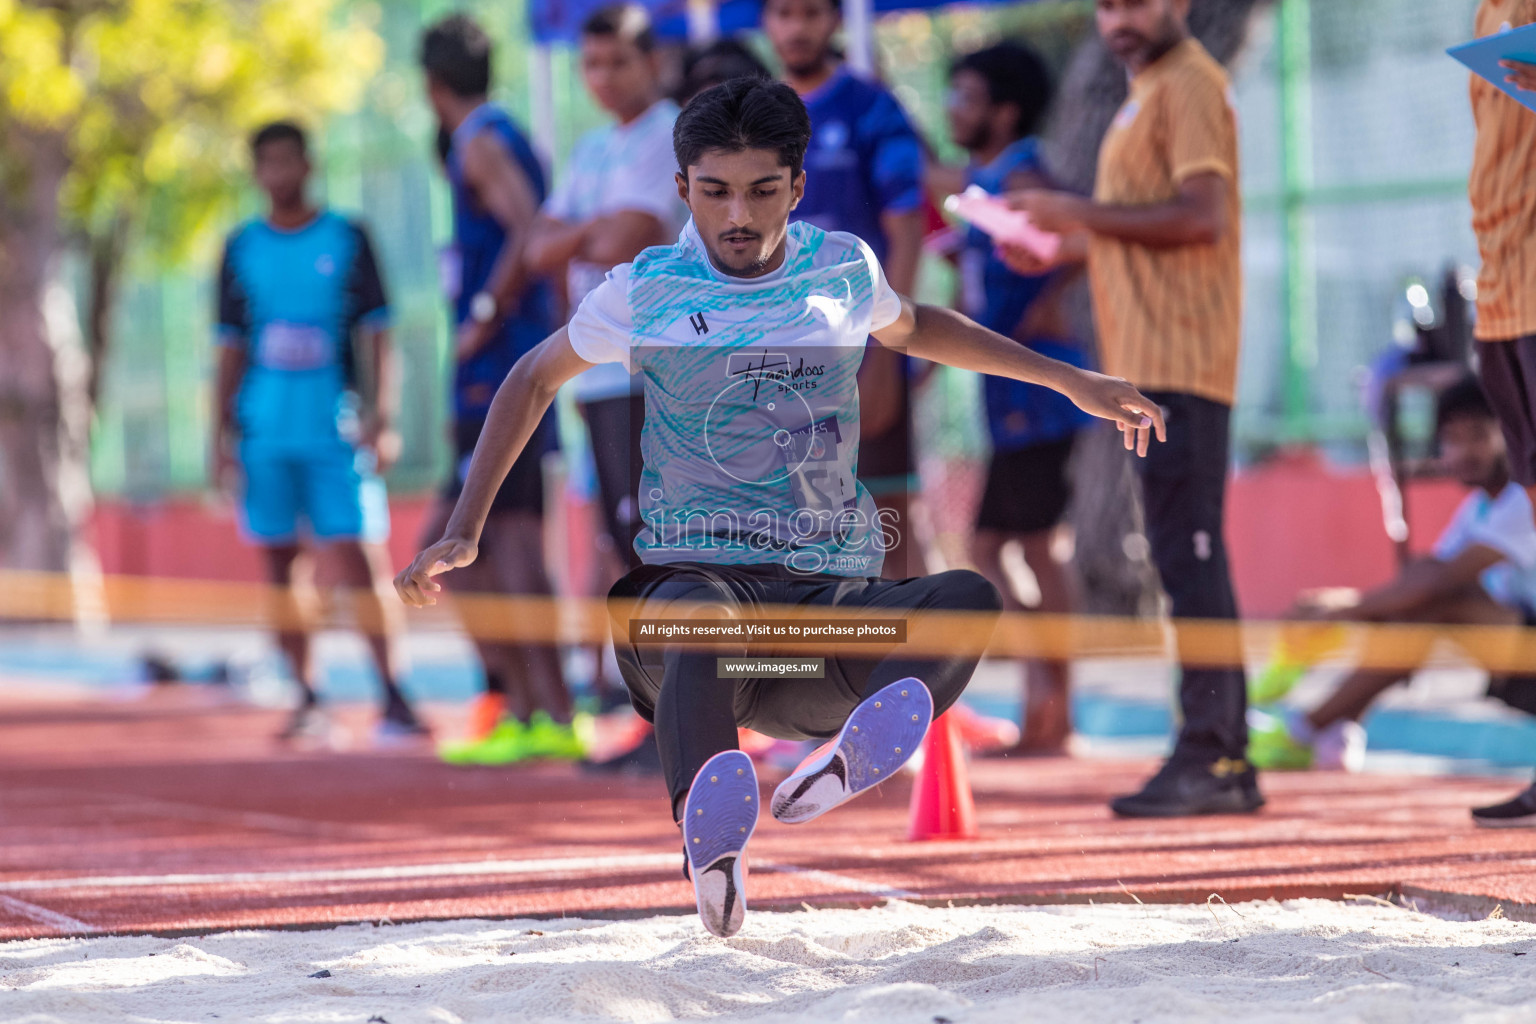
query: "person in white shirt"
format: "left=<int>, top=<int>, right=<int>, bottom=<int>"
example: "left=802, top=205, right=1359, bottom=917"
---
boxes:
left=397, top=77, right=1165, bottom=938
left=1250, top=378, right=1536, bottom=826
left=525, top=3, right=687, bottom=574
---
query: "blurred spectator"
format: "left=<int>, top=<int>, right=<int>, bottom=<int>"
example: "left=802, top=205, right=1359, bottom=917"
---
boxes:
left=522, top=4, right=687, bottom=768
left=526, top=3, right=684, bottom=578
left=1001, top=0, right=1254, bottom=818
left=677, top=37, right=771, bottom=104
left=1464, top=0, right=1536, bottom=826
left=762, top=0, right=927, bottom=577
left=936, top=41, right=1093, bottom=755
left=212, top=121, right=423, bottom=745
left=419, top=14, right=577, bottom=762
left=1248, top=380, right=1536, bottom=824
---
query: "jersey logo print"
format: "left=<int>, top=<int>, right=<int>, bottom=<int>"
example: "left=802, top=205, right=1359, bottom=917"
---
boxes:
left=689, top=312, right=710, bottom=335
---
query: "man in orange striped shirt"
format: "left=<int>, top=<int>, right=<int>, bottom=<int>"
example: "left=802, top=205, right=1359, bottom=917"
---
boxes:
left=1001, top=0, right=1259, bottom=817
left=1467, top=0, right=1536, bottom=829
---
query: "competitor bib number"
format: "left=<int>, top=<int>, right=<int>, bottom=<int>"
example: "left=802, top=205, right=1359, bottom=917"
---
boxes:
left=256, top=322, right=335, bottom=371
left=781, top=415, right=858, bottom=524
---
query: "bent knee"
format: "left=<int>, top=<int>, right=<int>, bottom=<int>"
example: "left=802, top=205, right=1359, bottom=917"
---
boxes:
left=939, top=569, right=1003, bottom=614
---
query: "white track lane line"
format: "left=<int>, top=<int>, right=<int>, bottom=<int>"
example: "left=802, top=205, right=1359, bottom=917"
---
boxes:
left=1, top=854, right=913, bottom=903
left=0, top=894, right=98, bottom=933
left=758, top=863, right=917, bottom=900
left=0, top=853, right=684, bottom=892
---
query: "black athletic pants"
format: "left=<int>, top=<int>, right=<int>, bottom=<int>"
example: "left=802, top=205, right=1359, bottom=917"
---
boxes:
left=609, top=563, right=1001, bottom=814
left=1134, top=392, right=1249, bottom=763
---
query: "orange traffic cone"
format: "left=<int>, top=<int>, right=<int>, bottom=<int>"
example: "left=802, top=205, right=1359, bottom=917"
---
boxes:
left=907, top=711, right=978, bottom=840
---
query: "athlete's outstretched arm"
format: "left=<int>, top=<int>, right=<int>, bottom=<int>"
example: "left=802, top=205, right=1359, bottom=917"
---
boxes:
left=395, top=327, right=595, bottom=606
left=872, top=296, right=1166, bottom=455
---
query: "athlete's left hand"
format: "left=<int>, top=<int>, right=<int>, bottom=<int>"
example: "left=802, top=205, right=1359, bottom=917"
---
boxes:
left=395, top=536, right=479, bottom=607
left=1063, top=370, right=1167, bottom=457
left=1501, top=59, right=1536, bottom=92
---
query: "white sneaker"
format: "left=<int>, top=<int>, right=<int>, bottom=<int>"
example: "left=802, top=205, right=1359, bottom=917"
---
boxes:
left=1314, top=719, right=1366, bottom=772
left=770, top=679, right=933, bottom=825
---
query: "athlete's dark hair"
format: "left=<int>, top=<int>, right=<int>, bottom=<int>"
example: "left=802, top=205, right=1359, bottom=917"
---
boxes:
left=420, top=14, right=492, bottom=98
left=678, top=38, right=771, bottom=104
left=1435, top=375, right=1495, bottom=435
left=581, top=3, right=656, bottom=54
left=950, top=40, right=1054, bottom=141
left=250, top=121, right=307, bottom=159
left=674, top=76, right=812, bottom=177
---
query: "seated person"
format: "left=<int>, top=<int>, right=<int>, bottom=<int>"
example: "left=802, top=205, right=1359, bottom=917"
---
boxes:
left=1251, top=377, right=1536, bottom=826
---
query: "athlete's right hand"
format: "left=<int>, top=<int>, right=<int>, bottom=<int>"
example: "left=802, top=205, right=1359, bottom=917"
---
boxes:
left=394, top=537, right=478, bottom=607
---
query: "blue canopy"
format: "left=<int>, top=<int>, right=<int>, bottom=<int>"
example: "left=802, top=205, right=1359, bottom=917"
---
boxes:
left=531, top=0, right=1022, bottom=45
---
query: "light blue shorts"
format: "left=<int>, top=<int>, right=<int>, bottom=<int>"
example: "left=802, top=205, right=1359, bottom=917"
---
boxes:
left=238, top=440, right=389, bottom=546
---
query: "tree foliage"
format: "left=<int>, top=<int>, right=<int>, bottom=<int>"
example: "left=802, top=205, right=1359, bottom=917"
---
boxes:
left=1, top=0, right=383, bottom=262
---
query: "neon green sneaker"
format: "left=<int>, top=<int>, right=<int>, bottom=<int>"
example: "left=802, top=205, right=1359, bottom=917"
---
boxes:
left=1250, top=657, right=1309, bottom=706
left=1248, top=713, right=1314, bottom=771
left=518, top=711, right=589, bottom=761
left=1250, top=623, right=1347, bottom=705
left=439, top=719, right=531, bottom=766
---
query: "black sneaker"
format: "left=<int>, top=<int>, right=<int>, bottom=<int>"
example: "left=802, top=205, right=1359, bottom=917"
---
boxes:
left=1110, top=756, right=1265, bottom=818
left=1472, top=780, right=1536, bottom=828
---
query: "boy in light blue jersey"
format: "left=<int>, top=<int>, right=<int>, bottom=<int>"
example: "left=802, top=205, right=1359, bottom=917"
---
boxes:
left=214, top=122, right=424, bottom=744
left=397, top=79, right=1166, bottom=937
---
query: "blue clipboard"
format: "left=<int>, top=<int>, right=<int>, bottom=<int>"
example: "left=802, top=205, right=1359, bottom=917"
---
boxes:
left=1448, top=21, right=1536, bottom=113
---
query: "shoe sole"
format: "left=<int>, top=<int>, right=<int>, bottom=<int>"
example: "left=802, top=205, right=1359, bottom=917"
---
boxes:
left=1472, top=815, right=1536, bottom=829
left=1109, top=792, right=1266, bottom=819
left=683, top=750, right=759, bottom=938
left=770, top=679, right=933, bottom=825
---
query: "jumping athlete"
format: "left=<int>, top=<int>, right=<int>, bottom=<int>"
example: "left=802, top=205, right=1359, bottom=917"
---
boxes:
left=395, top=79, right=1165, bottom=937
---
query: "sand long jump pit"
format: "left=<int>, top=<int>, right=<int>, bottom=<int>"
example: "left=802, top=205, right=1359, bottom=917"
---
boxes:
left=3, top=899, right=1534, bottom=1023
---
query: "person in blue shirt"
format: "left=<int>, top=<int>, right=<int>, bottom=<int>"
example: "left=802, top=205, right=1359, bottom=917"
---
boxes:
left=763, top=0, right=927, bottom=577
left=936, top=41, right=1093, bottom=754
left=213, top=121, right=423, bottom=744
left=418, top=14, right=576, bottom=761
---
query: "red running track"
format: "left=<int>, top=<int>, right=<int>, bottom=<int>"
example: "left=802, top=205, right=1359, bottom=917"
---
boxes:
left=2, top=690, right=1535, bottom=940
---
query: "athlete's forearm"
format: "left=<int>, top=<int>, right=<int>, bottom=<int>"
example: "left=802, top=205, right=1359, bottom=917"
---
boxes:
left=440, top=327, right=593, bottom=545
left=441, top=355, right=559, bottom=546
left=897, top=302, right=1076, bottom=392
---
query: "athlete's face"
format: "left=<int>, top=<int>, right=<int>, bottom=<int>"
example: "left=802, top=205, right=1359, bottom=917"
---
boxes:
left=580, top=33, right=659, bottom=121
left=946, top=68, right=1012, bottom=153
left=253, top=138, right=309, bottom=209
left=762, top=0, right=840, bottom=79
left=1440, top=416, right=1509, bottom=491
left=1096, top=0, right=1188, bottom=70
left=677, top=147, right=804, bottom=278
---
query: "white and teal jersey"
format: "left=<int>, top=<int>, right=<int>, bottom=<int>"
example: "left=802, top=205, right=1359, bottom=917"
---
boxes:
left=567, top=220, right=903, bottom=576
